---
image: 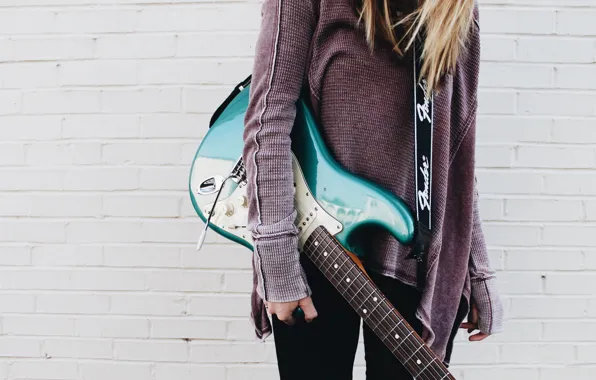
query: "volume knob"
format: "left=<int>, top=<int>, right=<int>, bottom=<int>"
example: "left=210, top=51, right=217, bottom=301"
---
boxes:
left=220, top=203, right=234, bottom=217
left=238, top=196, right=248, bottom=208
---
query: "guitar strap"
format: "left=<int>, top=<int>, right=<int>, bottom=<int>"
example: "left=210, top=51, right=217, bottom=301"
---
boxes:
left=411, top=39, right=433, bottom=292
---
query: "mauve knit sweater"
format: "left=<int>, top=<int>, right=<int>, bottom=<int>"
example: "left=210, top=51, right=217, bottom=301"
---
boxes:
left=242, top=0, right=504, bottom=360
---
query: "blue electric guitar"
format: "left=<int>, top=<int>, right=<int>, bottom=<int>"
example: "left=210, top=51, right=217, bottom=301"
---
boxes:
left=189, top=77, right=455, bottom=379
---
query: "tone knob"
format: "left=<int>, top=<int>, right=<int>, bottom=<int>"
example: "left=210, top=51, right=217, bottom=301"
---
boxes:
left=220, top=203, right=234, bottom=217
left=238, top=196, right=248, bottom=208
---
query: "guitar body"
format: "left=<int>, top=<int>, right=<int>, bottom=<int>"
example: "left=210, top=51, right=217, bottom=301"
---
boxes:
left=189, top=82, right=415, bottom=255
left=189, top=79, right=455, bottom=379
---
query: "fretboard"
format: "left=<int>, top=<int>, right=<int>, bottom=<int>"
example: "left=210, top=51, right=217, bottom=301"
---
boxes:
left=301, top=226, right=455, bottom=380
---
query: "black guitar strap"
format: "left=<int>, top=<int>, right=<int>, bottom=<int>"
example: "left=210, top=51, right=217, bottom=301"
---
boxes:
left=411, top=39, right=433, bottom=292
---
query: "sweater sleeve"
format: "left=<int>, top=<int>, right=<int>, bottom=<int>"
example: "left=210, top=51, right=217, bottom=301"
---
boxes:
left=469, top=179, right=505, bottom=334
left=242, top=0, right=317, bottom=303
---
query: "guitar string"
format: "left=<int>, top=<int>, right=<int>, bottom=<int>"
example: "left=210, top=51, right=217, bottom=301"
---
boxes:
left=304, top=229, right=449, bottom=380
left=302, top=227, right=451, bottom=380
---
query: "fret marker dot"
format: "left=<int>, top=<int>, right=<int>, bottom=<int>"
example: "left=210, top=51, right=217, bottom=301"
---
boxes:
left=373, top=297, right=378, bottom=302
left=395, top=334, right=400, bottom=339
left=363, top=309, right=367, bottom=314
left=323, top=252, right=328, bottom=257
left=334, top=264, right=339, bottom=269
left=346, top=278, right=350, bottom=283
left=314, top=242, right=319, bottom=246
left=416, top=359, right=422, bottom=365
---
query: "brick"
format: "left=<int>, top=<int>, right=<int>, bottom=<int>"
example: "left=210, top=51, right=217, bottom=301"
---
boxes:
left=12, top=37, right=95, bottom=61
left=476, top=115, right=552, bottom=144
left=515, top=145, right=595, bottom=169
left=141, top=220, right=198, bottom=244
left=578, top=345, right=596, bottom=363
left=544, top=173, right=596, bottom=196
left=140, top=114, right=209, bottom=139
left=63, top=168, right=139, bottom=191
left=519, top=92, right=596, bottom=117
left=25, top=142, right=101, bottom=166
left=544, top=321, right=596, bottom=341
left=557, top=10, right=596, bottom=35
left=55, top=10, right=136, bottom=34
left=95, top=34, right=176, bottom=59
left=0, top=246, right=30, bottom=266
left=542, top=225, right=596, bottom=247
left=75, top=317, right=149, bottom=339
left=223, top=272, right=253, bottom=293
left=3, top=315, right=75, bottom=336
left=62, top=115, right=140, bottom=139
left=505, top=198, right=583, bottom=221
left=552, top=118, right=596, bottom=144
left=486, top=320, right=542, bottom=343
left=110, top=295, right=186, bottom=316
left=150, top=318, right=227, bottom=340
left=0, top=90, right=21, bottom=115
left=461, top=367, right=539, bottom=380
left=60, top=60, right=138, bottom=86
left=147, top=271, right=221, bottom=292
left=0, top=62, right=59, bottom=88
left=227, top=319, right=259, bottom=341
left=501, top=344, right=575, bottom=364
left=10, top=360, right=78, bottom=379
left=0, top=194, right=29, bottom=216
left=138, top=59, right=252, bottom=85
left=545, top=273, right=596, bottom=295
left=31, top=244, right=102, bottom=266
left=29, top=194, right=102, bottom=217
left=517, top=38, right=595, bottom=63
left=557, top=66, right=596, bottom=90
left=227, top=366, right=280, bottom=380
left=66, top=221, right=142, bottom=243
left=189, top=342, right=273, bottom=363
left=37, top=294, right=110, bottom=314
left=0, top=337, right=40, bottom=357
left=102, top=142, right=184, bottom=165
left=0, top=115, right=62, bottom=140
left=181, top=244, right=252, bottom=269
left=480, top=9, right=555, bottom=34
left=479, top=36, right=516, bottom=62
left=101, top=88, right=181, bottom=113
left=497, top=272, right=542, bottom=295
left=23, top=90, right=100, bottom=114
left=483, top=223, right=542, bottom=246
left=478, top=90, right=516, bottom=115
left=0, top=294, right=35, bottom=312
left=103, top=194, right=180, bottom=217
left=43, top=338, right=112, bottom=359
left=480, top=63, right=554, bottom=88
left=140, top=166, right=189, bottom=191
left=505, top=249, right=583, bottom=271
left=476, top=145, right=514, bottom=168
left=0, top=221, right=66, bottom=243
left=450, top=343, right=499, bottom=364
left=188, top=295, right=250, bottom=317
left=541, top=367, right=596, bottom=380
left=0, top=10, right=55, bottom=34
left=103, top=245, right=181, bottom=268
left=509, top=297, right=587, bottom=318
left=80, top=362, right=152, bottom=380
left=183, top=87, right=237, bottom=113
left=153, top=364, right=226, bottom=380
left=114, top=341, right=188, bottom=362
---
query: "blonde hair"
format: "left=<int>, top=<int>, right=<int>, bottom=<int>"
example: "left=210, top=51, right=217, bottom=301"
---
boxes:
left=357, top=0, right=476, bottom=92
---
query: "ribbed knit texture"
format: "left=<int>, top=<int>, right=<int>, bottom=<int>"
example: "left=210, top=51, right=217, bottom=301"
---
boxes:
left=242, top=0, right=504, bottom=360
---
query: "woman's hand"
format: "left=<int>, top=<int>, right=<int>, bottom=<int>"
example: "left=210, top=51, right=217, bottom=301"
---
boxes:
left=266, top=296, right=318, bottom=326
left=459, top=303, right=491, bottom=342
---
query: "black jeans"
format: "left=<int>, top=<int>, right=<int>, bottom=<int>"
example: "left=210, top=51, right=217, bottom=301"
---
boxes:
left=272, top=257, right=466, bottom=380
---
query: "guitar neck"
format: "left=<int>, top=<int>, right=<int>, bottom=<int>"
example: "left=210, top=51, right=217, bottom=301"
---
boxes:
left=301, top=225, right=454, bottom=380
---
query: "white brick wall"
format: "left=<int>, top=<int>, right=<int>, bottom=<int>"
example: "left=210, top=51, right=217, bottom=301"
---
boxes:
left=0, top=0, right=593, bottom=379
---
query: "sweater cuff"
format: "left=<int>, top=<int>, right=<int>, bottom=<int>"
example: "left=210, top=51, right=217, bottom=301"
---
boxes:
left=253, top=233, right=311, bottom=303
left=471, top=277, right=504, bottom=334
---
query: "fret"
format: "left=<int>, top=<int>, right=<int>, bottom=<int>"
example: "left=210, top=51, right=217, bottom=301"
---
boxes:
left=302, top=226, right=454, bottom=380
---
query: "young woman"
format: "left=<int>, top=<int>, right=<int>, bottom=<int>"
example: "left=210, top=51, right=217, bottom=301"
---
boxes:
left=242, top=0, right=504, bottom=378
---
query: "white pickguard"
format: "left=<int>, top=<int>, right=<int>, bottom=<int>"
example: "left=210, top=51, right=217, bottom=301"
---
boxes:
left=193, top=154, right=342, bottom=249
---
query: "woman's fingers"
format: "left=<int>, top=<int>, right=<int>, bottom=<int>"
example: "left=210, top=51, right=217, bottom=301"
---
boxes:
left=459, top=322, right=476, bottom=330
left=299, top=297, right=318, bottom=323
left=469, top=332, right=490, bottom=342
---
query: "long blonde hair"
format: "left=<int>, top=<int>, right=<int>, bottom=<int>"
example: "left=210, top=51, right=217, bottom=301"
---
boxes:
left=357, top=0, right=476, bottom=91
